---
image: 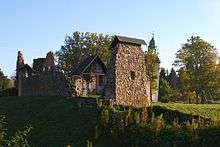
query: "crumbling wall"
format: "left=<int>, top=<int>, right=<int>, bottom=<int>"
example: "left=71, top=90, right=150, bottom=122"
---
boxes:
left=20, top=71, right=69, bottom=97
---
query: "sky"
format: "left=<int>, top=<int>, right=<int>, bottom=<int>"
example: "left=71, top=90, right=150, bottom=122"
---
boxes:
left=0, top=0, right=220, bottom=77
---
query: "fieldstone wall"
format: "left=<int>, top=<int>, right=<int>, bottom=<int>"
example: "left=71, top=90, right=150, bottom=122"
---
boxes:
left=72, top=74, right=102, bottom=96
left=20, top=71, right=69, bottom=97
left=105, top=43, right=151, bottom=107
left=73, top=76, right=83, bottom=96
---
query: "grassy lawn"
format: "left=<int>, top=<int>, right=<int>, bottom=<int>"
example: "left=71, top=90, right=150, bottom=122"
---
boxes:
left=0, top=96, right=99, bottom=147
left=153, top=102, right=220, bottom=120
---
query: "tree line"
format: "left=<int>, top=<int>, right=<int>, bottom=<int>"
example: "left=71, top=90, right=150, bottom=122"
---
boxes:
left=159, top=36, right=220, bottom=103
left=1, top=31, right=220, bottom=103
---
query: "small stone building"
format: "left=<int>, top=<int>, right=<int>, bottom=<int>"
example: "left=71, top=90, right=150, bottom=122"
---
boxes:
left=16, top=51, right=69, bottom=97
left=70, top=55, right=107, bottom=96
left=104, top=35, right=151, bottom=107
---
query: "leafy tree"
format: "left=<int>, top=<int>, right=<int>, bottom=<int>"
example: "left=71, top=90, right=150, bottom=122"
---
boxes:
left=174, top=36, right=220, bottom=103
left=144, top=37, right=160, bottom=100
left=0, top=68, right=9, bottom=92
left=178, top=68, right=196, bottom=103
left=56, top=31, right=112, bottom=75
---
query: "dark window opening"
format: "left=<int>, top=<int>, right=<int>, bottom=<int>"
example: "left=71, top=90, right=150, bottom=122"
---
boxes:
left=99, top=75, right=104, bottom=86
left=130, top=71, right=135, bottom=80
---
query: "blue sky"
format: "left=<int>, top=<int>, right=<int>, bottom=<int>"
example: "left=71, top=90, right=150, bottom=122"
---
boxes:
left=1, top=0, right=220, bottom=76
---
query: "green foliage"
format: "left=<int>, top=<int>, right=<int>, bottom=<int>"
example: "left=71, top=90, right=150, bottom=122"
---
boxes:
left=7, top=126, right=32, bottom=147
left=167, top=68, right=179, bottom=89
left=174, top=36, right=220, bottom=103
left=144, top=37, right=160, bottom=100
left=1, top=96, right=220, bottom=146
left=98, top=106, right=220, bottom=147
left=0, top=115, right=32, bottom=147
left=56, top=31, right=112, bottom=75
left=0, top=96, right=99, bottom=146
left=0, top=115, right=7, bottom=145
left=158, top=78, right=173, bottom=102
left=0, top=68, right=10, bottom=95
left=158, top=68, right=181, bottom=102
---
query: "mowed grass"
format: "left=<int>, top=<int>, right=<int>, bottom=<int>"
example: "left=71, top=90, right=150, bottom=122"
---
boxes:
left=0, top=96, right=99, bottom=147
left=154, top=102, right=220, bottom=120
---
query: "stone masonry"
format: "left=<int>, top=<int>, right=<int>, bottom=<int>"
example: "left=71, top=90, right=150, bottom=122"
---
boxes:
left=104, top=35, right=151, bottom=107
left=16, top=51, right=69, bottom=97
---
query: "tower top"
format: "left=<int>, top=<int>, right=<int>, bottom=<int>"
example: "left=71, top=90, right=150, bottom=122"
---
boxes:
left=16, top=51, right=24, bottom=69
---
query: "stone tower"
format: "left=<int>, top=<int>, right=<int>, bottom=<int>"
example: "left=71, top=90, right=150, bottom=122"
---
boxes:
left=45, top=51, right=55, bottom=71
left=16, top=51, right=25, bottom=96
left=16, top=51, right=24, bottom=70
left=104, top=35, right=151, bottom=107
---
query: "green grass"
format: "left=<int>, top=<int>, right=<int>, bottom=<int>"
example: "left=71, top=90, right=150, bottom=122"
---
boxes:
left=153, top=102, right=220, bottom=120
left=81, top=94, right=102, bottom=99
left=0, top=96, right=99, bottom=147
left=1, top=96, right=220, bottom=146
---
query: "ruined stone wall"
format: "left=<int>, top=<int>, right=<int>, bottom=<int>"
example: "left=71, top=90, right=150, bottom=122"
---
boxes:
left=104, top=44, right=117, bottom=100
left=33, top=58, right=46, bottom=73
left=105, top=43, right=151, bottom=107
left=20, top=71, right=69, bottom=97
left=73, top=75, right=100, bottom=96
left=73, top=76, right=83, bottom=96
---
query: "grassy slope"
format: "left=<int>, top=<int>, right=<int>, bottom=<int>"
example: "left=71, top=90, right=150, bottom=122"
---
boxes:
left=154, top=102, right=220, bottom=120
left=0, top=96, right=99, bottom=147
left=1, top=96, right=220, bottom=146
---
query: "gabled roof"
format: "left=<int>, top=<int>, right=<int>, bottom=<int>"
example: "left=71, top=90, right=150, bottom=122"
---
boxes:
left=110, top=35, right=147, bottom=47
left=71, top=54, right=106, bottom=76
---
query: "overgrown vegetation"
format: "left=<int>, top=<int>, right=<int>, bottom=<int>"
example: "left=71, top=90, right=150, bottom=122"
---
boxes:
left=0, top=115, right=32, bottom=147
left=0, top=96, right=99, bottom=146
left=0, top=96, right=220, bottom=146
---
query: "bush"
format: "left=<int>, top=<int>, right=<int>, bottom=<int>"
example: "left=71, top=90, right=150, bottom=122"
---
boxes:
left=0, top=115, right=32, bottom=147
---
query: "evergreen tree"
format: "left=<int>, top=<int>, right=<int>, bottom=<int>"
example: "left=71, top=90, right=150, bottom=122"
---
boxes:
left=167, top=68, right=179, bottom=89
left=158, top=68, right=172, bottom=102
left=158, top=68, right=181, bottom=102
left=144, top=36, right=160, bottom=101
left=148, top=36, right=156, bottom=53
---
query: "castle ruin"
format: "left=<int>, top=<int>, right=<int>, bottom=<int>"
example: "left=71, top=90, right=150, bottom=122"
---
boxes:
left=15, top=35, right=155, bottom=107
left=16, top=51, right=69, bottom=97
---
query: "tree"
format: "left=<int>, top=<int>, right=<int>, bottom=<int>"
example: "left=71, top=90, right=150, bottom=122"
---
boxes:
left=0, top=68, right=9, bottom=92
left=178, top=67, right=196, bottom=103
left=174, top=36, right=220, bottom=103
left=167, top=68, right=179, bottom=89
left=158, top=68, right=172, bottom=102
left=56, top=31, right=112, bottom=75
left=144, top=36, right=160, bottom=101
left=158, top=68, right=181, bottom=102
